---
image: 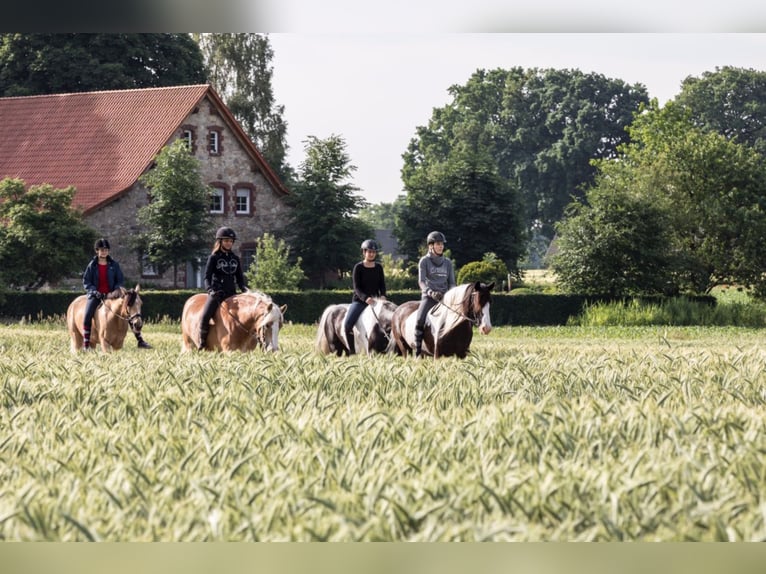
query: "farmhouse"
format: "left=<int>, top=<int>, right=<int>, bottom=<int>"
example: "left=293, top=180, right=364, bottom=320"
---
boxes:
left=0, top=84, right=291, bottom=288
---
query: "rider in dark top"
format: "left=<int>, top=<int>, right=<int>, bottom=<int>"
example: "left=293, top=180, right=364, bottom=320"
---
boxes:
left=342, top=239, right=387, bottom=355
left=197, top=226, right=248, bottom=350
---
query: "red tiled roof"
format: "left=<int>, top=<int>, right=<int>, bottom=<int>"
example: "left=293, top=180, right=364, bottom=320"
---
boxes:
left=0, top=84, right=287, bottom=214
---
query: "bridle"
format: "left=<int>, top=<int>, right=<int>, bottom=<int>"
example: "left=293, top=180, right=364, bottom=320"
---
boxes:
left=435, top=289, right=484, bottom=328
left=367, top=300, right=392, bottom=341
left=100, top=292, right=143, bottom=333
left=222, top=297, right=279, bottom=349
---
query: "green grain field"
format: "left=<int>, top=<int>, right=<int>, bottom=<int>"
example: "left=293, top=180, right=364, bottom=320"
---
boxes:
left=1, top=321, right=765, bottom=541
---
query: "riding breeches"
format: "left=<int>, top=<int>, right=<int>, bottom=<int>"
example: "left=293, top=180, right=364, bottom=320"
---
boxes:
left=415, top=296, right=438, bottom=340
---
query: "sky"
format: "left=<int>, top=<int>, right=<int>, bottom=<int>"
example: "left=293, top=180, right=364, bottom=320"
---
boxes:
left=268, top=33, right=766, bottom=206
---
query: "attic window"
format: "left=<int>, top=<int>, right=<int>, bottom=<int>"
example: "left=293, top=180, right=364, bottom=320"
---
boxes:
left=208, top=128, right=223, bottom=155
left=182, top=129, right=193, bottom=150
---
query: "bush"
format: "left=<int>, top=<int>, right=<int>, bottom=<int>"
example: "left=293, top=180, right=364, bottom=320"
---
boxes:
left=457, top=253, right=509, bottom=288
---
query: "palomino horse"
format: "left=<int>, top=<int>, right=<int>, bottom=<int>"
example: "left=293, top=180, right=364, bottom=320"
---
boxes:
left=315, top=298, right=398, bottom=356
left=180, top=290, right=287, bottom=352
left=66, top=286, right=144, bottom=353
left=391, top=281, right=494, bottom=359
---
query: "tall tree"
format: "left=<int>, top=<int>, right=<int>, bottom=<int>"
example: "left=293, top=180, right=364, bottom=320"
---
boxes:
left=0, top=178, right=95, bottom=290
left=554, top=101, right=766, bottom=297
left=286, top=135, right=371, bottom=288
left=0, top=33, right=206, bottom=96
left=194, top=33, right=291, bottom=182
left=136, top=140, right=214, bottom=288
left=675, top=66, right=766, bottom=156
left=396, top=146, right=525, bottom=272
left=402, top=67, right=649, bottom=244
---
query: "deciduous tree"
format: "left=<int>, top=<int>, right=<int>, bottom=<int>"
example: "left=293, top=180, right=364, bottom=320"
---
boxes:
left=0, top=178, right=95, bottom=289
left=136, top=140, right=213, bottom=287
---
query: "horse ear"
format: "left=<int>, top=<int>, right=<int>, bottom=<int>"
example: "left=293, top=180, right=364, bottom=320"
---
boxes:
left=120, top=287, right=127, bottom=296
left=135, top=284, right=141, bottom=293
left=280, top=304, right=288, bottom=315
left=487, top=281, right=495, bottom=291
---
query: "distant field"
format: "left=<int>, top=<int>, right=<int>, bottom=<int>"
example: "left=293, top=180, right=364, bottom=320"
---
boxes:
left=1, top=321, right=765, bottom=540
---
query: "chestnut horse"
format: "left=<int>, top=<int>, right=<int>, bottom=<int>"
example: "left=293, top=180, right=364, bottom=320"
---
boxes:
left=391, top=281, right=494, bottom=359
left=180, top=290, right=286, bottom=352
left=315, top=298, right=398, bottom=356
left=66, top=286, right=144, bottom=353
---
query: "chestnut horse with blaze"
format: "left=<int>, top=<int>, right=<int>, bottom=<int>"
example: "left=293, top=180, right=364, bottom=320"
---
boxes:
left=181, top=290, right=286, bottom=352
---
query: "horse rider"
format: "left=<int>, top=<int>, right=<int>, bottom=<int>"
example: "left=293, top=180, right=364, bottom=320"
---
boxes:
left=198, top=227, right=248, bottom=350
left=81, top=237, right=152, bottom=350
left=414, top=231, right=456, bottom=357
left=342, top=238, right=387, bottom=355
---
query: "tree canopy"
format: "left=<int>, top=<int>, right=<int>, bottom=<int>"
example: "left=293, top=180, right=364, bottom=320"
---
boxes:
left=194, top=33, right=292, bottom=183
left=400, top=67, right=650, bottom=252
left=0, top=178, right=95, bottom=290
left=136, top=140, right=214, bottom=287
left=553, top=101, right=766, bottom=296
left=286, top=135, right=372, bottom=287
left=0, top=33, right=206, bottom=96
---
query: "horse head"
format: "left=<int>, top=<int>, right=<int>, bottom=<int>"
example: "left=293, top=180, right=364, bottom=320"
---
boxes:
left=241, top=291, right=287, bottom=352
left=468, top=281, right=494, bottom=335
left=120, top=284, right=144, bottom=334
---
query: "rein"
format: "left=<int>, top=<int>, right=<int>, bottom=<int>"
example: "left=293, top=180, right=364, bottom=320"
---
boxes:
left=100, top=295, right=143, bottom=331
left=434, top=290, right=482, bottom=327
left=221, top=297, right=272, bottom=348
left=368, top=301, right=391, bottom=341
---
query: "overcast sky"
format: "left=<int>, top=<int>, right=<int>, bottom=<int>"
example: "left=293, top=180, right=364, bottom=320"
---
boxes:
left=268, top=32, right=766, bottom=205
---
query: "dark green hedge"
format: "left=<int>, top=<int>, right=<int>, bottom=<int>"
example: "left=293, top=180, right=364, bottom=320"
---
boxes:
left=0, top=290, right=716, bottom=326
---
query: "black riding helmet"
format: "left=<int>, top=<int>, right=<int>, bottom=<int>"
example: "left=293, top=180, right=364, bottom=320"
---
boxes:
left=361, top=239, right=379, bottom=251
left=216, top=227, right=237, bottom=241
left=94, top=238, right=110, bottom=250
left=427, top=231, right=446, bottom=244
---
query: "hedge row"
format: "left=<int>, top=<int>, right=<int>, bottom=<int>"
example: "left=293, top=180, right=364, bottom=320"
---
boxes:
left=0, top=290, right=716, bottom=326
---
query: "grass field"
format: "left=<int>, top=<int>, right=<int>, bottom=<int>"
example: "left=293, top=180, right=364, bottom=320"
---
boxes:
left=1, top=320, right=765, bottom=541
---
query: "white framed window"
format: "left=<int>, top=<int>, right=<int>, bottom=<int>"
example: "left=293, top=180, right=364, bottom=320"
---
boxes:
left=235, top=188, right=251, bottom=214
left=210, top=187, right=224, bottom=214
left=182, top=129, right=193, bottom=150
left=208, top=130, right=220, bottom=154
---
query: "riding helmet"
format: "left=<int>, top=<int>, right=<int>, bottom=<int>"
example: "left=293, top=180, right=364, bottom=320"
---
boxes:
left=216, top=227, right=237, bottom=240
left=94, top=238, right=111, bottom=250
left=427, top=231, right=446, bottom=245
left=361, top=239, right=379, bottom=251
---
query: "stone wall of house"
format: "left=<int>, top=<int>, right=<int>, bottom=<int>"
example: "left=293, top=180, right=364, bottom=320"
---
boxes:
left=84, top=95, right=291, bottom=289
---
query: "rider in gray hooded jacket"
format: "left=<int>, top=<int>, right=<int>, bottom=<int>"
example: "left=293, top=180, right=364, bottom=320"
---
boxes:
left=414, top=231, right=456, bottom=357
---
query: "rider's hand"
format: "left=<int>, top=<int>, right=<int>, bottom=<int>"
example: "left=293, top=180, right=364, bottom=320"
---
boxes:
left=432, top=290, right=443, bottom=301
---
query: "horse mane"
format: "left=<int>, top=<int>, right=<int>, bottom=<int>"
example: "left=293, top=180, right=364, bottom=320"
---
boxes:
left=242, top=289, right=272, bottom=303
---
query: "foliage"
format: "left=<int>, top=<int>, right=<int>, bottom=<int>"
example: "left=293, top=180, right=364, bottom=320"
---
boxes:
left=244, top=233, right=305, bottom=291
left=358, top=202, right=400, bottom=230
left=572, top=297, right=766, bottom=328
left=136, top=140, right=214, bottom=287
left=0, top=178, right=95, bottom=289
left=675, top=66, right=766, bottom=156
left=194, top=33, right=292, bottom=182
left=0, top=33, right=206, bottom=96
left=3, top=324, right=766, bottom=540
left=625, top=101, right=766, bottom=295
left=551, top=172, right=676, bottom=297
left=456, top=252, right=510, bottom=288
left=286, top=135, right=372, bottom=288
left=396, top=147, right=525, bottom=271
left=378, top=252, right=416, bottom=290
left=400, top=67, right=649, bottom=245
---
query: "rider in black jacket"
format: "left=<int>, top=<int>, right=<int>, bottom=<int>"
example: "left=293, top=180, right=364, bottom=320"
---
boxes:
left=197, top=227, right=248, bottom=350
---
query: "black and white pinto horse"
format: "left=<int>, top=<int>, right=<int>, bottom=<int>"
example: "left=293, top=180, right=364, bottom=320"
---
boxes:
left=391, top=281, right=494, bottom=359
left=315, top=298, right=398, bottom=356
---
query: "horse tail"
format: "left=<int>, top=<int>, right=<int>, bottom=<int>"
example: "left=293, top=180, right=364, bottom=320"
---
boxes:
left=315, top=306, right=333, bottom=354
